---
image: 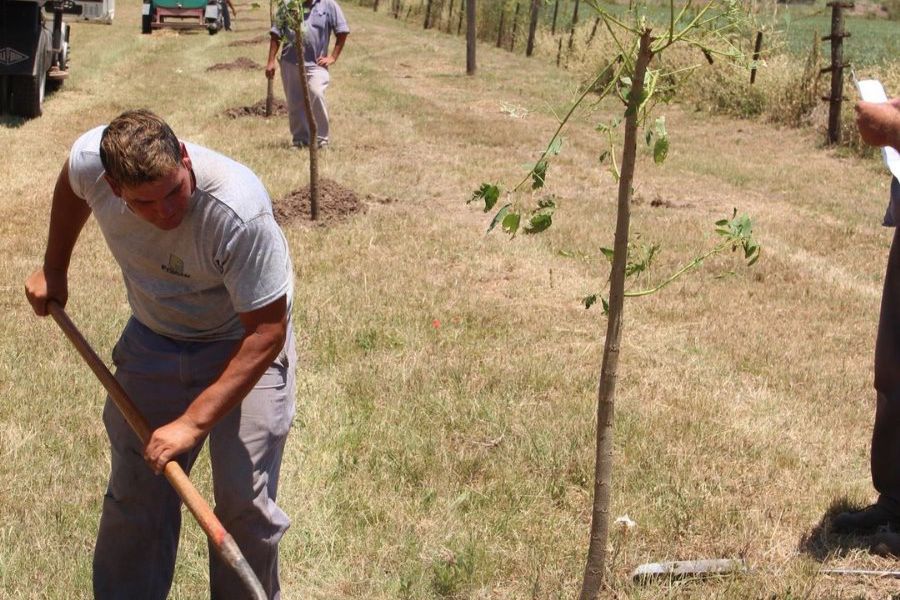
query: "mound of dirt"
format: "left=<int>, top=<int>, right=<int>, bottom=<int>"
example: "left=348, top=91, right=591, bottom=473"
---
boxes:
left=224, top=99, right=288, bottom=118
left=228, top=34, right=269, bottom=47
left=207, top=57, right=262, bottom=71
left=274, top=179, right=365, bottom=226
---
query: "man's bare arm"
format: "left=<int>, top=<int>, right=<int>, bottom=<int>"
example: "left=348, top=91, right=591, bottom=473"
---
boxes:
left=25, top=159, right=92, bottom=316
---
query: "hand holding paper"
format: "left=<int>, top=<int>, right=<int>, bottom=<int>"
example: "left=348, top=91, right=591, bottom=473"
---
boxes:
left=855, top=79, right=900, bottom=180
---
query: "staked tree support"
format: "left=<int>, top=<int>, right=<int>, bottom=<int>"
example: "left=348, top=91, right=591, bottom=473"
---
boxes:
left=821, top=1, right=853, bottom=145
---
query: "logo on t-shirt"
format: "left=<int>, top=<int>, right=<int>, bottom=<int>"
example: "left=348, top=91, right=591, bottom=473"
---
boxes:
left=161, top=254, right=191, bottom=278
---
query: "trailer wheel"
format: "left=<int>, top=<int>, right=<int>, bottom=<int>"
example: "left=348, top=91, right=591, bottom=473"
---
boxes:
left=10, top=66, right=46, bottom=118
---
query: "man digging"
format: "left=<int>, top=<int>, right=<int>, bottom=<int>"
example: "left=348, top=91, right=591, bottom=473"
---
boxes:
left=25, top=109, right=296, bottom=599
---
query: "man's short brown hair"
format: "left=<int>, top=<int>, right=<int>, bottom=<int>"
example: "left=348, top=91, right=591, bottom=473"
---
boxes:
left=100, top=109, right=182, bottom=188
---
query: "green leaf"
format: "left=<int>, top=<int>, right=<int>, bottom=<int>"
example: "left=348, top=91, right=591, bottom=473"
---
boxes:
left=601, top=297, right=610, bottom=315
left=652, top=117, right=668, bottom=164
left=583, top=294, right=598, bottom=309
left=600, top=247, right=614, bottom=263
left=488, top=204, right=511, bottom=233
left=469, top=183, right=501, bottom=213
left=524, top=212, right=552, bottom=234
left=599, top=150, right=609, bottom=164
left=532, top=160, right=548, bottom=190
left=548, top=136, right=563, bottom=156
left=502, top=211, right=521, bottom=234
left=653, top=136, right=669, bottom=164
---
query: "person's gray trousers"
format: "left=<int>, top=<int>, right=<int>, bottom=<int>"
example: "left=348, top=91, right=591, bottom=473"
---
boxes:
left=279, top=60, right=330, bottom=147
left=874, top=178, right=900, bottom=515
left=93, top=317, right=297, bottom=600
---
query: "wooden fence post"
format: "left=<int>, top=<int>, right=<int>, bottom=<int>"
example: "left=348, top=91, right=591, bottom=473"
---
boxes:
left=822, top=1, right=853, bottom=144
left=749, top=31, right=763, bottom=84
left=510, top=2, right=520, bottom=51
left=526, top=0, right=540, bottom=56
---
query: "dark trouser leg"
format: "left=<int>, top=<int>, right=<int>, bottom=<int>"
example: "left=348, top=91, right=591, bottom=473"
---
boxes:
left=873, top=228, right=900, bottom=514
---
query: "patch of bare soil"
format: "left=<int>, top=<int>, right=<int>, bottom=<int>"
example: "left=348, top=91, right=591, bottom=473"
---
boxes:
left=274, top=179, right=365, bottom=226
left=207, top=57, right=262, bottom=71
left=224, top=99, right=288, bottom=118
left=228, top=34, right=269, bottom=47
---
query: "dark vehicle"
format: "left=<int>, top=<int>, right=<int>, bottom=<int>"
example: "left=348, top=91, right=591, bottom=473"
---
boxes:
left=0, top=0, right=85, bottom=118
left=142, top=0, right=223, bottom=35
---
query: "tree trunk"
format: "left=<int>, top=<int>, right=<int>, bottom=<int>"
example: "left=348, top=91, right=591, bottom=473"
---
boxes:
left=510, top=2, right=520, bottom=51
left=457, top=0, right=464, bottom=34
left=550, top=0, right=558, bottom=35
left=496, top=9, right=505, bottom=48
left=567, top=0, right=579, bottom=50
left=266, top=0, right=275, bottom=117
left=577, top=29, right=653, bottom=600
left=465, top=0, right=476, bottom=74
left=293, top=27, right=319, bottom=222
left=424, top=0, right=433, bottom=28
left=525, top=0, right=539, bottom=56
left=446, top=0, right=454, bottom=32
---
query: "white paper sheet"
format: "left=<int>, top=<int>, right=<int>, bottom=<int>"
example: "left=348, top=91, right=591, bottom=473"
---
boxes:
left=857, top=79, right=900, bottom=182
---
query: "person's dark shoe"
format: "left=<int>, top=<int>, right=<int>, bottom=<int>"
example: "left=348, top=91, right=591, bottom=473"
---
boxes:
left=832, top=504, right=900, bottom=534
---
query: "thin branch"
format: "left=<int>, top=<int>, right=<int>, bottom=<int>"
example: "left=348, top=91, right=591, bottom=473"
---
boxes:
left=624, top=241, right=729, bottom=298
left=512, top=60, right=623, bottom=192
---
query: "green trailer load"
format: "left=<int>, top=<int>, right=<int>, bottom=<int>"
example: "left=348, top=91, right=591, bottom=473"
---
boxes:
left=141, top=0, right=223, bottom=34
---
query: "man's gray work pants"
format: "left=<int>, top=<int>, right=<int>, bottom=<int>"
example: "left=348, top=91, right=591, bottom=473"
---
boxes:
left=279, top=61, right=330, bottom=147
left=92, top=317, right=296, bottom=600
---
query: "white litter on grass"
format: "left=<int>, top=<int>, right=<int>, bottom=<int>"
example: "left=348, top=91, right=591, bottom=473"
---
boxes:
left=500, top=102, right=528, bottom=119
left=614, top=515, right=637, bottom=531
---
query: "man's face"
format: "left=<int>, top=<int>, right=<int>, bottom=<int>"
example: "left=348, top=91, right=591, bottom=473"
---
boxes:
left=106, top=146, right=194, bottom=231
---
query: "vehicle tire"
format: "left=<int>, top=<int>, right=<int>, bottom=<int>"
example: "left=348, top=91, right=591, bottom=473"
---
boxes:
left=47, top=27, right=68, bottom=93
left=10, top=63, right=47, bottom=118
left=142, top=4, right=153, bottom=33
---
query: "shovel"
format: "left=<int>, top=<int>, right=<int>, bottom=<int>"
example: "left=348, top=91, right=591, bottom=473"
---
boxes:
left=47, top=301, right=267, bottom=600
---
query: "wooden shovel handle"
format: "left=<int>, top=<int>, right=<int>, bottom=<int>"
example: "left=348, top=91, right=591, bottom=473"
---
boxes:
left=47, top=302, right=267, bottom=600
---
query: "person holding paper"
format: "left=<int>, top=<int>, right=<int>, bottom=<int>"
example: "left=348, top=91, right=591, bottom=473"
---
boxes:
left=857, top=98, right=900, bottom=150
left=833, top=96, right=900, bottom=534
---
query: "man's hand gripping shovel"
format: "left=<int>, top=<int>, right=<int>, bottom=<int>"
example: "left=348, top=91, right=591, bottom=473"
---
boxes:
left=47, top=301, right=267, bottom=600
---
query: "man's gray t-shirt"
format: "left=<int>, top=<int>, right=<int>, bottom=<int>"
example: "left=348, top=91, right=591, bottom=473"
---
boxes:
left=272, top=0, right=349, bottom=67
left=68, top=126, right=293, bottom=341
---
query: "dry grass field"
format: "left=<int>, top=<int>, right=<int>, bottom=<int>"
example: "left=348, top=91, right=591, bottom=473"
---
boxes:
left=2, top=1, right=900, bottom=598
